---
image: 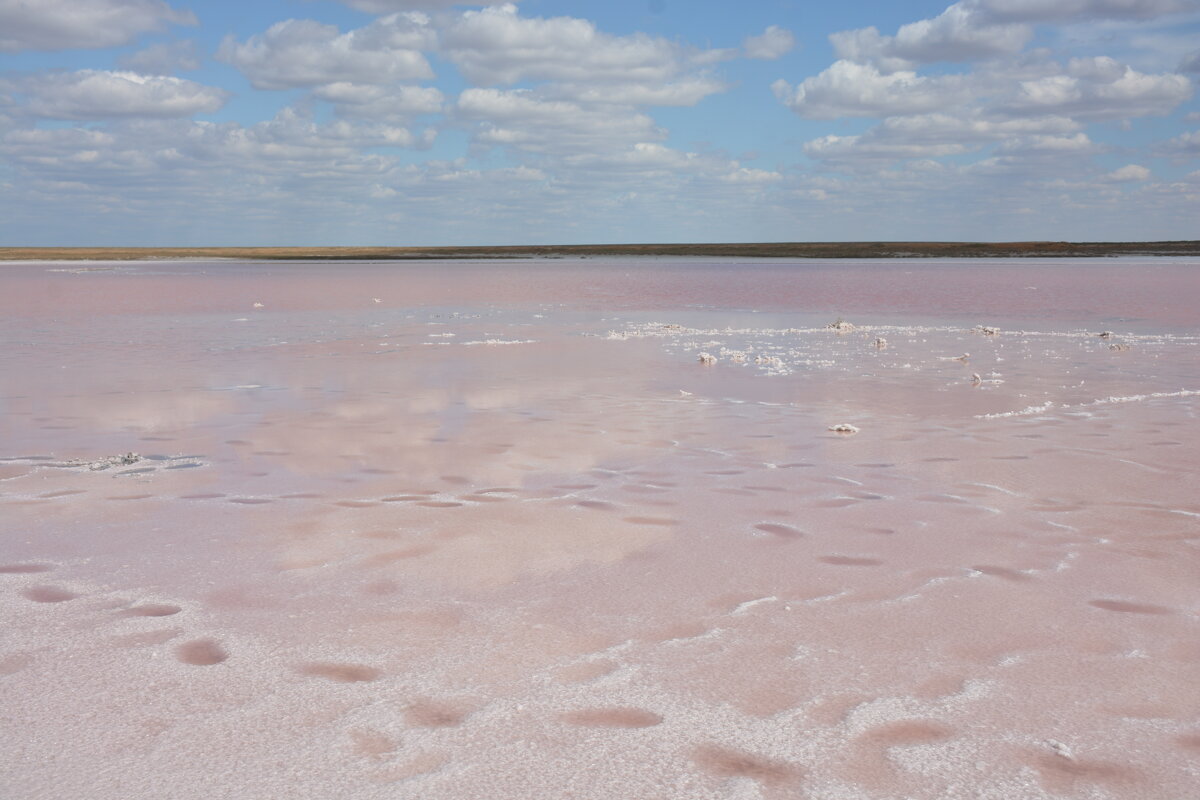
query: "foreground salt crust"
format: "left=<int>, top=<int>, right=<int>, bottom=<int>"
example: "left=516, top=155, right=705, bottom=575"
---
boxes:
left=1, top=257, right=1198, bottom=800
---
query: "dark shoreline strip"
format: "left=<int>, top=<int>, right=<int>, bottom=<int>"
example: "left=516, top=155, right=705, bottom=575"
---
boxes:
left=3, top=241, right=1200, bottom=262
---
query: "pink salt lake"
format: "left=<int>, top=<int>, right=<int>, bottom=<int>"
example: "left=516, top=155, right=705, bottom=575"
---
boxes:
left=1, top=257, right=1198, bottom=799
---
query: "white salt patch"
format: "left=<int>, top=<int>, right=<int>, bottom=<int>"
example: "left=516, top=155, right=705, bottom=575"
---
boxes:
left=965, top=483, right=1020, bottom=496
left=1081, top=389, right=1200, bottom=406
left=460, top=339, right=537, bottom=346
left=976, top=402, right=1055, bottom=419
left=731, top=596, right=778, bottom=615
left=828, top=476, right=864, bottom=486
left=661, top=627, right=726, bottom=644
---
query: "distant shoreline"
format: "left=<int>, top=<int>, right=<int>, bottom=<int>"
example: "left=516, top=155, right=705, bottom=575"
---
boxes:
left=2, top=241, right=1200, bottom=261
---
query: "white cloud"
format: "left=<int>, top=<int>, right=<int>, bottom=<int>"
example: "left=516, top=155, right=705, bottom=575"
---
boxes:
left=996, top=131, right=1098, bottom=154
left=19, top=71, right=228, bottom=120
left=972, top=0, right=1200, bottom=23
left=340, top=0, right=486, bottom=11
left=804, top=133, right=973, bottom=162
left=772, top=61, right=971, bottom=118
left=561, top=142, right=709, bottom=176
left=552, top=142, right=782, bottom=198
left=829, top=0, right=1200, bottom=69
left=438, top=4, right=731, bottom=172
left=312, top=84, right=444, bottom=119
left=871, top=112, right=1080, bottom=143
left=0, top=0, right=195, bottom=52
left=198, top=109, right=432, bottom=162
left=217, top=14, right=435, bottom=90
left=1, top=108, right=431, bottom=189
left=430, top=164, right=546, bottom=183
left=883, top=5, right=1030, bottom=64
left=720, top=167, right=783, bottom=183
left=544, top=78, right=727, bottom=107
left=800, top=111, right=1088, bottom=166
left=1004, top=57, right=1191, bottom=118
left=117, top=40, right=201, bottom=75
left=456, top=88, right=662, bottom=155
left=441, top=4, right=713, bottom=87
left=743, top=26, right=795, bottom=60
left=1103, top=163, right=1151, bottom=181
left=1159, top=128, right=1200, bottom=155
left=800, top=108, right=1108, bottom=174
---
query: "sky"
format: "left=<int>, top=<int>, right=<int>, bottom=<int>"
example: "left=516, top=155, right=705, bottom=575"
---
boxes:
left=1, top=0, right=1199, bottom=246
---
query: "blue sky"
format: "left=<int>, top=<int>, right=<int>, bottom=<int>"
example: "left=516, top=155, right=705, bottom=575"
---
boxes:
left=1, top=0, right=1198, bottom=246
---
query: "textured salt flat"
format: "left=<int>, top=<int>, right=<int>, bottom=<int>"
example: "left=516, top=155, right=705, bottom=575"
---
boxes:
left=1, top=257, right=1198, bottom=799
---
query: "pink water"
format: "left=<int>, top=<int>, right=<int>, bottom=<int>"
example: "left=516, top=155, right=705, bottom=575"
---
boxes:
left=1, top=258, right=1198, bottom=799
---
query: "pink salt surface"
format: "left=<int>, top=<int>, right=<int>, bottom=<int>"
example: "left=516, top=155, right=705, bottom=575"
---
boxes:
left=1, top=257, right=1198, bottom=799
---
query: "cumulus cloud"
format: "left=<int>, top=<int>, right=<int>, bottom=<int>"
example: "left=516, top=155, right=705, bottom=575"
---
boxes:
left=117, top=40, right=201, bottom=75
left=772, top=61, right=971, bottom=118
left=441, top=4, right=717, bottom=87
left=456, top=88, right=662, bottom=155
left=782, top=2, right=1194, bottom=182
left=18, top=71, right=228, bottom=120
left=1103, top=163, right=1151, bottom=181
left=1158, top=128, right=1200, bottom=155
left=312, top=84, right=444, bottom=119
left=1003, top=57, right=1192, bottom=118
left=995, top=131, right=1098, bottom=154
left=743, top=26, right=795, bottom=60
left=805, top=134, right=970, bottom=162
left=871, top=112, right=1080, bottom=143
left=829, top=0, right=1200, bottom=69
left=0, top=0, right=195, bottom=52
left=561, top=141, right=697, bottom=174
left=198, top=108, right=434, bottom=161
left=828, top=6, right=1027, bottom=69
left=543, top=78, right=727, bottom=107
left=552, top=142, right=782, bottom=196
left=971, top=0, right=1200, bottom=23
left=217, top=14, right=435, bottom=90
left=340, top=0, right=486, bottom=11
left=1, top=107, right=431, bottom=187
left=803, top=112, right=1082, bottom=162
left=439, top=4, right=730, bottom=173
left=720, top=167, right=784, bottom=183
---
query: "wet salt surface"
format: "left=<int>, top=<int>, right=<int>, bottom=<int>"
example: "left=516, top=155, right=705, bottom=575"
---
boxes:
left=1, top=258, right=1198, bottom=799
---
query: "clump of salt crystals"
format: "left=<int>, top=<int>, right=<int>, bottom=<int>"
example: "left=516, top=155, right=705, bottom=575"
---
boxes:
left=697, top=352, right=717, bottom=365
left=828, top=424, right=859, bottom=434
left=66, top=452, right=142, bottom=471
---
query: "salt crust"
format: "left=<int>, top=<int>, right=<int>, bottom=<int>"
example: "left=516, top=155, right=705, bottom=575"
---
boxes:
left=460, top=339, right=537, bottom=346
left=977, top=389, right=1200, bottom=419
left=608, top=320, right=1198, bottom=385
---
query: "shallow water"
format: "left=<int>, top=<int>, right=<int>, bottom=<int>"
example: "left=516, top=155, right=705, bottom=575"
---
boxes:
left=1, top=258, right=1198, bottom=799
